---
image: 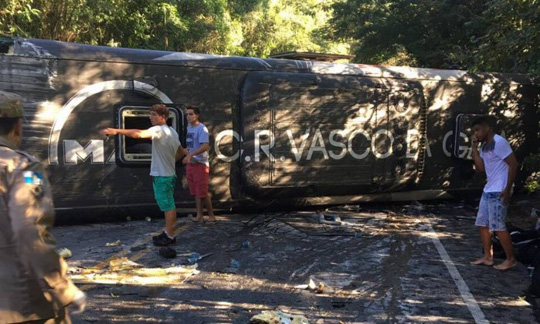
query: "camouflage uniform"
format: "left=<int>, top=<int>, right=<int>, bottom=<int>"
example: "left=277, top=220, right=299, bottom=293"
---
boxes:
left=0, top=91, right=80, bottom=324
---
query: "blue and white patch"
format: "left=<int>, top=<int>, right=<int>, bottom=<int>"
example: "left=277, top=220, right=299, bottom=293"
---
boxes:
left=23, top=171, right=43, bottom=185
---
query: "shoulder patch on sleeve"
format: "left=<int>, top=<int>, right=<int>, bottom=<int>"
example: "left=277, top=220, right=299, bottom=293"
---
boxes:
left=22, top=170, right=44, bottom=185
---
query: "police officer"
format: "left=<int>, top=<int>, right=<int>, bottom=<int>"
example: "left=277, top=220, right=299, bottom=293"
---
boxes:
left=0, top=91, right=86, bottom=324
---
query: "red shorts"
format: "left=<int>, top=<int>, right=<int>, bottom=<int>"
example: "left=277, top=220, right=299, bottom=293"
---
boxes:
left=186, top=163, right=209, bottom=198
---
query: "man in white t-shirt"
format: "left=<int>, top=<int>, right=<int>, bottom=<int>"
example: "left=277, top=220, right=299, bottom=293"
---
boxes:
left=102, top=104, right=184, bottom=246
left=470, top=117, right=518, bottom=270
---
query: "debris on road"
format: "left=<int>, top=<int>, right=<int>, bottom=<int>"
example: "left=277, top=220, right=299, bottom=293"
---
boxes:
left=231, top=259, right=241, bottom=268
left=294, top=278, right=327, bottom=294
left=187, top=252, right=213, bottom=264
left=105, top=240, right=121, bottom=247
left=249, top=310, right=309, bottom=324
left=188, top=252, right=200, bottom=264
left=316, top=211, right=342, bottom=225
left=57, top=195, right=540, bottom=323
left=71, top=262, right=199, bottom=286
left=109, top=257, right=143, bottom=271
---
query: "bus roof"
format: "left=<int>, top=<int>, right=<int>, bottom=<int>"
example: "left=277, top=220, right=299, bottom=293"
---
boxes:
left=4, top=37, right=534, bottom=85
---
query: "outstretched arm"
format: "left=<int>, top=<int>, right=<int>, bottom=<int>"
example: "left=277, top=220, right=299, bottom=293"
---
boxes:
left=101, top=128, right=152, bottom=139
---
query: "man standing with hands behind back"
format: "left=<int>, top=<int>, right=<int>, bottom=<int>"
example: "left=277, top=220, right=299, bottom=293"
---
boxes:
left=470, top=116, right=518, bottom=271
left=183, top=106, right=216, bottom=223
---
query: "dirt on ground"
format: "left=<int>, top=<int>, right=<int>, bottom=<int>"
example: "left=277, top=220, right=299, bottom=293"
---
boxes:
left=50, top=192, right=540, bottom=324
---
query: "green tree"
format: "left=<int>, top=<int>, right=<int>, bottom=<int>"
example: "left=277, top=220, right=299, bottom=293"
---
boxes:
left=470, top=0, right=540, bottom=76
left=326, top=0, right=540, bottom=77
left=0, top=0, right=348, bottom=57
left=326, top=0, right=488, bottom=68
left=235, top=0, right=348, bottom=57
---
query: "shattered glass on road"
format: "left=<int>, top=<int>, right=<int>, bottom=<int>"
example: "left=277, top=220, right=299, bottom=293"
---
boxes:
left=52, top=201, right=538, bottom=323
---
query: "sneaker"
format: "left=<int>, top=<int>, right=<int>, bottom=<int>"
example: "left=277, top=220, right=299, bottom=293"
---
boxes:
left=152, top=231, right=167, bottom=241
left=153, top=235, right=176, bottom=246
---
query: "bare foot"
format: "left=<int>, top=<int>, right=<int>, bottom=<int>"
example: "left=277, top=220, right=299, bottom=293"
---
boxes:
left=493, top=260, right=517, bottom=271
left=192, top=216, right=203, bottom=222
left=470, top=257, right=494, bottom=266
left=208, top=216, right=216, bottom=222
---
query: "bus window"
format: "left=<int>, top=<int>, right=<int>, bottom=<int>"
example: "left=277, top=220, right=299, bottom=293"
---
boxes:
left=114, top=105, right=183, bottom=166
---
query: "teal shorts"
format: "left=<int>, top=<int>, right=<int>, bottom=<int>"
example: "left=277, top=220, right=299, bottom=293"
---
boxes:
left=152, top=176, right=176, bottom=212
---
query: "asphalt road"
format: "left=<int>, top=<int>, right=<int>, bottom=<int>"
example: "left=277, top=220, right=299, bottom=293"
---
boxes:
left=52, top=201, right=540, bottom=324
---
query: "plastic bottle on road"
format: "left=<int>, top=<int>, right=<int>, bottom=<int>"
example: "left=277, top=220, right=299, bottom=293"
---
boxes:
left=231, top=259, right=241, bottom=268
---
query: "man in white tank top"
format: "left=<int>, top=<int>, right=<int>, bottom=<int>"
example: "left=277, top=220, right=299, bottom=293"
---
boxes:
left=470, top=116, right=518, bottom=270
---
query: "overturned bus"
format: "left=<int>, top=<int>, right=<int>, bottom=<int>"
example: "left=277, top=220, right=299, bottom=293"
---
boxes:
left=0, top=37, right=538, bottom=218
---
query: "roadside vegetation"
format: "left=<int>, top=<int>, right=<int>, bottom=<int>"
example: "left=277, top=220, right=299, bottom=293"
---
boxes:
left=1, top=0, right=538, bottom=191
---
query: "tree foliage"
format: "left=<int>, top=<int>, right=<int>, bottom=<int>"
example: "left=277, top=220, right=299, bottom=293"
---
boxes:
left=326, top=0, right=540, bottom=77
left=0, top=0, right=348, bottom=57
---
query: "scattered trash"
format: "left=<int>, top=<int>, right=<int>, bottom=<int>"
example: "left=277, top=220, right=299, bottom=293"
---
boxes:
left=308, top=278, right=316, bottom=290
left=109, top=257, right=143, bottom=271
left=105, top=240, right=121, bottom=247
left=311, top=272, right=356, bottom=289
left=159, top=247, right=177, bottom=259
left=294, top=273, right=355, bottom=295
left=71, top=264, right=199, bottom=285
left=188, top=252, right=201, bottom=264
left=314, top=282, right=325, bottom=294
left=145, top=216, right=152, bottom=222
left=57, top=247, right=72, bottom=259
left=294, top=278, right=325, bottom=293
left=231, top=259, right=241, bottom=269
left=242, top=240, right=250, bottom=248
left=249, top=310, right=309, bottom=324
left=187, top=252, right=213, bottom=264
left=126, top=216, right=132, bottom=221
left=315, top=211, right=342, bottom=225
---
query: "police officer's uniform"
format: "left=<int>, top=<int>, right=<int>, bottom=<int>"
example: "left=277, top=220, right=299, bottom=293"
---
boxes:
left=0, top=91, right=80, bottom=324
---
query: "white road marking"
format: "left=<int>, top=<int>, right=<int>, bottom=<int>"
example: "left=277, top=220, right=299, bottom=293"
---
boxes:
left=426, top=223, right=489, bottom=324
